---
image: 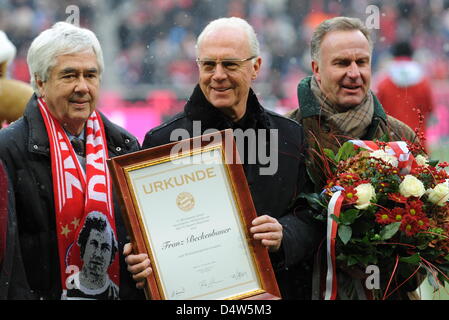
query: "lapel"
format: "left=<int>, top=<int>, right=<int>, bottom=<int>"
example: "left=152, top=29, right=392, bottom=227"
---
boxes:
left=25, top=94, right=50, bottom=156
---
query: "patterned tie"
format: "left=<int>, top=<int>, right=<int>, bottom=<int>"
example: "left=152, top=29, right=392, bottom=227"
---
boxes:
left=71, top=137, right=85, bottom=157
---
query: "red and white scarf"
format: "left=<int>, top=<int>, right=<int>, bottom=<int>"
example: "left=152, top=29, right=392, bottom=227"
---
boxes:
left=38, top=97, right=119, bottom=298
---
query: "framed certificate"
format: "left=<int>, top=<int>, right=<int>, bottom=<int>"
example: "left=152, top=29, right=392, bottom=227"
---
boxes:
left=107, top=129, right=281, bottom=300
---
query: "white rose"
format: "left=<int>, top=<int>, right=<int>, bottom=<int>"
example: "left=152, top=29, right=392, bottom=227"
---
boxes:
left=415, top=155, right=429, bottom=166
left=399, top=175, right=426, bottom=198
left=427, top=182, right=449, bottom=206
left=355, top=183, right=376, bottom=210
left=370, top=149, right=399, bottom=167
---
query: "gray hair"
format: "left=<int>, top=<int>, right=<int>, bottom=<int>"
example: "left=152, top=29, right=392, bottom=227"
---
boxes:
left=27, top=22, right=104, bottom=95
left=310, top=16, right=373, bottom=62
left=195, top=17, right=260, bottom=58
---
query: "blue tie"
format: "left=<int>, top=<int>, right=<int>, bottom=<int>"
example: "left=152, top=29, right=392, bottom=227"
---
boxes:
left=71, top=138, right=85, bottom=157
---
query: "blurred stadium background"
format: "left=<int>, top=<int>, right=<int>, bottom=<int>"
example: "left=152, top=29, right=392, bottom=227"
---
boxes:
left=1, top=0, right=449, bottom=299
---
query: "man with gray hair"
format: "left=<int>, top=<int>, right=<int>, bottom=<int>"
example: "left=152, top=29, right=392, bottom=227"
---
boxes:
left=287, top=16, right=418, bottom=300
left=289, top=16, right=415, bottom=190
left=125, top=17, right=322, bottom=300
left=0, top=22, right=142, bottom=300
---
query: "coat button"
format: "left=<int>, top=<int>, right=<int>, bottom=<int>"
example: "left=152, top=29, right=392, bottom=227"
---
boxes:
left=125, top=139, right=130, bottom=144
left=116, top=147, right=122, bottom=152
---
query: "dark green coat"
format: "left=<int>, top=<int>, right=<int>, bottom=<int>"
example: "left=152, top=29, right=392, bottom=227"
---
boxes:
left=287, top=77, right=418, bottom=300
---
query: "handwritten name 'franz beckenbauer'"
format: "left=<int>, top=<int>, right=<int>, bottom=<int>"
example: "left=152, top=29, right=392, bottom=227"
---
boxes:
left=161, top=227, right=232, bottom=250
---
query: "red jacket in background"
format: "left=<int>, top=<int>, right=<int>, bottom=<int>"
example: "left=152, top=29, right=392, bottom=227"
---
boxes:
left=376, top=57, right=434, bottom=134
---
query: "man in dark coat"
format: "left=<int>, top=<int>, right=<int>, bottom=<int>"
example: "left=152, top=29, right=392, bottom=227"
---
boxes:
left=287, top=17, right=418, bottom=300
left=125, top=17, right=322, bottom=300
left=288, top=17, right=416, bottom=192
left=0, top=22, right=142, bottom=300
left=0, top=160, right=32, bottom=299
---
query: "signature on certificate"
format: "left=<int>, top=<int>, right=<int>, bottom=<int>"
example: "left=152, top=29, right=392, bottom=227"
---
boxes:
left=171, top=287, right=185, bottom=298
left=231, top=270, right=248, bottom=281
left=199, top=278, right=222, bottom=289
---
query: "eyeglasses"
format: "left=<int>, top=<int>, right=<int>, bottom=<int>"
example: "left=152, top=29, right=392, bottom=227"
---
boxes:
left=196, top=56, right=257, bottom=73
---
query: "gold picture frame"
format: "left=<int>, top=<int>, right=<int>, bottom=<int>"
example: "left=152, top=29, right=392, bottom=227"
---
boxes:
left=107, top=130, right=281, bottom=300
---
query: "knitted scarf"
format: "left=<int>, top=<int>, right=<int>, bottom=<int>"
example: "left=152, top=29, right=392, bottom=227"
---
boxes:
left=310, top=76, right=374, bottom=139
left=38, top=97, right=119, bottom=299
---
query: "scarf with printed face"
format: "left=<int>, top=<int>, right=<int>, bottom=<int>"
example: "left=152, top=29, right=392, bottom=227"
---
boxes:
left=38, top=98, right=119, bottom=299
left=310, top=76, right=374, bottom=139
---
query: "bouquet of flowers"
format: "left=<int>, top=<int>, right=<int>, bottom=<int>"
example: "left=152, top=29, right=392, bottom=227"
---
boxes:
left=305, top=138, right=449, bottom=300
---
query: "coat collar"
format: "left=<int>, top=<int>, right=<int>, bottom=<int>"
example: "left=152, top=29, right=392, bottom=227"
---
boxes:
left=184, top=84, right=271, bottom=131
left=24, top=94, right=135, bottom=156
left=297, top=76, right=387, bottom=121
left=25, top=94, right=50, bottom=155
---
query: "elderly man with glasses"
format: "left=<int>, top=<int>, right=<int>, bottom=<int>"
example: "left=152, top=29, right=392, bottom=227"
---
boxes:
left=124, top=17, right=322, bottom=300
left=0, top=22, right=142, bottom=300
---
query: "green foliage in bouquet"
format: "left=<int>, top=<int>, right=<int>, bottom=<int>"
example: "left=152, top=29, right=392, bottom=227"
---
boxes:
left=299, top=139, right=449, bottom=298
